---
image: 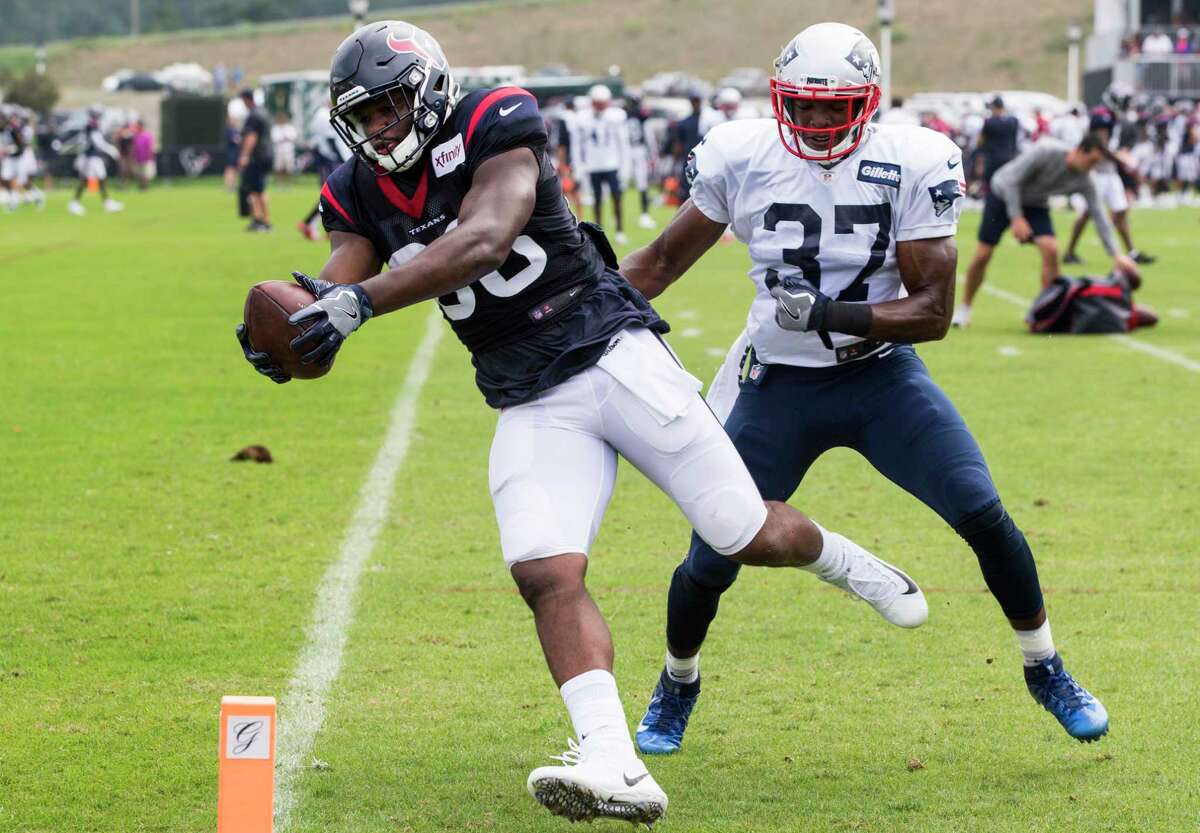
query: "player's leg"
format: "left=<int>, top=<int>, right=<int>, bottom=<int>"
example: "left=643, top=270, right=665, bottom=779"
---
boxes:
left=491, top=377, right=666, bottom=824
left=1062, top=209, right=1089, bottom=263
left=851, top=347, right=1108, bottom=741
left=590, top=172, right=605, bottom=228
left=635, top=150, right=655, bottom=229
left=593, top=332, right=927, bottom=755
left=957, top=193, right=1009, bottom=324
left=608, top=172, right=626, bottom=243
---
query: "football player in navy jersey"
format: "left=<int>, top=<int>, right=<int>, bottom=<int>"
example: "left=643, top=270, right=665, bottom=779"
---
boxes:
left=237, top=21, right=930, bottom=824
left=624, top=23, right=1108, bottom=757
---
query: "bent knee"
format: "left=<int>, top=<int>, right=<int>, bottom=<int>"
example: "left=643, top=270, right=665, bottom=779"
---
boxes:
left=511, top=553, right=588, bottom=609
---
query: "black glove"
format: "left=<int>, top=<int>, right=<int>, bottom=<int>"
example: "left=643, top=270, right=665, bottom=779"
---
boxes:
left=236, top=322, right=290, bottom=384
left=287, top=271, right=374, bottom=368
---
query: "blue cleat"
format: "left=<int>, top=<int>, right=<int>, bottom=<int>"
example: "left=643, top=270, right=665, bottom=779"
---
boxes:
left=1024, top=653, right=1109, bottom=742
left=636, top=670, right=700, bottom=755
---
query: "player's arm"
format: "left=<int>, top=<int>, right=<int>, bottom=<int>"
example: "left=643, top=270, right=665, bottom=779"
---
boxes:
left=770, top=237, right=957, bottom=344
left=865, top=236, right=957, bottom=342
left=358, top=147, right=538, bottom=315
left=620, top=200, right=726, bottom=300
left=238, top=130, right=257, bottom=169
left=318, top=231, right=382, bottom=284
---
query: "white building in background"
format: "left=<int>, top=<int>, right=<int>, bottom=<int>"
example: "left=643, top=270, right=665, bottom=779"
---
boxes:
left=1085, top=0, right=1200, bottom=102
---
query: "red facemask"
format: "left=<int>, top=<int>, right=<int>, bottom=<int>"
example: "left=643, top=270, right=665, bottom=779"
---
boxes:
left=769, top=77, right=881, bottom=162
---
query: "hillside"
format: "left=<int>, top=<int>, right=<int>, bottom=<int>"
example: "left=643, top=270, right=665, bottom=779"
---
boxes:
left=6, top=0, right=1092, bottom=99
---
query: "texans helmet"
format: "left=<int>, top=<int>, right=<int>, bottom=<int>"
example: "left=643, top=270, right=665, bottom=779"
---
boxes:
left=328, top=20, right=460, bottom=174
left=770, top=22, right=882, bottom=162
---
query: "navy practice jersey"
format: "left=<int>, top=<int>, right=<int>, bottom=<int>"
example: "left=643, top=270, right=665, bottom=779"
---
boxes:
left=320, top=86, right=665, bottom=407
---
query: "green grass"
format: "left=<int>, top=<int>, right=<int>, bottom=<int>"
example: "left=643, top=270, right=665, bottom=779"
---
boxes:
left=0, top=180, right=1197, bottom=833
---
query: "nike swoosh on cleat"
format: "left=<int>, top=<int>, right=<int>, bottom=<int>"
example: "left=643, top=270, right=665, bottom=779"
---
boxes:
left=884, top=565, right=919, bottom=595
left=623, top=772, right=649, bottom=787
left=499, top=103, right=523, bottom=117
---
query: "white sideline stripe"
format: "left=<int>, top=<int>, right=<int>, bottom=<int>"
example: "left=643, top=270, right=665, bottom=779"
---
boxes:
left=979, top=284, right=1199, bottom=373
left=274, top=310, right=444, bottom=830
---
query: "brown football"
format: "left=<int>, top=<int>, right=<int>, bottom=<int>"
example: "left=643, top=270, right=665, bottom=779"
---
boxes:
left=242, top=280, right=329, bottom=380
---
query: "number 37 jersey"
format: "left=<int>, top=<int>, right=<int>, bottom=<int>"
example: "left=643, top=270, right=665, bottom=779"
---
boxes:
left=688, top=121, right=964, bottom=367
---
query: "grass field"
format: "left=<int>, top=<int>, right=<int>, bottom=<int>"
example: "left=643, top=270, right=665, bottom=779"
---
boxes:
left=0, top=179, right=1197, bottom=833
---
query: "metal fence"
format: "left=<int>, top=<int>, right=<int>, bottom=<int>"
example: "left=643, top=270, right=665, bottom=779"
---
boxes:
left=1113, top=56, right=1200, bottom=98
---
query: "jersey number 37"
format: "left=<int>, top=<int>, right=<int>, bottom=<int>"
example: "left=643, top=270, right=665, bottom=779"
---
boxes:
left=761, top=201, right=892, bottom=304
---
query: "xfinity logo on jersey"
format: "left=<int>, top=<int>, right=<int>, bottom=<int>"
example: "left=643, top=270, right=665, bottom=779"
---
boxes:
left=857, top=160, right=902, bottom=188
left=431, top=134, right=466, bottom=178
left=927, top=179, right=964, bottom=217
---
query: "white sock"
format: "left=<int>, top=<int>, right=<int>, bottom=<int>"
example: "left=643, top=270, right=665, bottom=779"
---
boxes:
left=560, top=669, right=636, bottom=760
left=1015, top=621, right=1056, bottom=666
left=799, top=522, right=848, bottom=581
left=665, top=650, right=699, bottom=684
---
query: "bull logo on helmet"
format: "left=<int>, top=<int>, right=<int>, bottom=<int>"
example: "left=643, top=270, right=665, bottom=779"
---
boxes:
left=386, top=25, right=446, bottom=70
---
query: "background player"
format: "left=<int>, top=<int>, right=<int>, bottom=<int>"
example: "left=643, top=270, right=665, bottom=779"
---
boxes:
left=623, top=89, right=657, bottom=230
left=956, top=134, right=1142, bottom=326
left=236, top=20, right=929, bottom=825
left=68, top=107, right=123, bottom=216
left=1062, top=89, right=1155, bottom=267
left=621, top=22, right=1109, bottom=756
left=574, top=84, right=630, bottom=243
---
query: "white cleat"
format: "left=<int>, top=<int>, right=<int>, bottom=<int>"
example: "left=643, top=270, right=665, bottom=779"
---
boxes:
left=638, top=212, right=657, bottom=230
left=614, top=231, right=629, bottom=246
left=817, top=535, right=928, bottom=628
left=527, top=739, right=667, bottom=826
left=951, top=304, right=971, bottom=328
left=68, top=200, right=86, bottom=216
left=103, top=199, right=125, bottom=213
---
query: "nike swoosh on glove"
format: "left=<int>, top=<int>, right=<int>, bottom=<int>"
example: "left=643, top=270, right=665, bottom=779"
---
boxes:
left=288, top=271, right=375, bottom=368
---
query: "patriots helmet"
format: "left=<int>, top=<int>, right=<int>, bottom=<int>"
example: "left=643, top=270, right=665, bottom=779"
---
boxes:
left=771, top=22, right=882, bottom=162
left=328, top=20, right=460, bottom=174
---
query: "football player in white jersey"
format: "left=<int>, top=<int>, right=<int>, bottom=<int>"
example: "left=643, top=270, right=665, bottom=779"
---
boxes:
left=622, top=22, right=1109, bottom=754
left=574, top=84, right=631, bottom=243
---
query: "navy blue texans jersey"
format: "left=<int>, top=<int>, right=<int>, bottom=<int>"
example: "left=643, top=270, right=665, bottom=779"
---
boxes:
left=320, top=86, right=665, bottom=407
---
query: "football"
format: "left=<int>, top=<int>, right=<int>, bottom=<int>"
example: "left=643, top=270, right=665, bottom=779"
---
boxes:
left=242, top=280, right=329, bottom=380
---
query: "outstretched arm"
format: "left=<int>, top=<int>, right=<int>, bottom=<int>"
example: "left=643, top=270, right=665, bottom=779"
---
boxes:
left=620, top=200, right=726, bottom=300
left=358, top=147, right=539, bottom=315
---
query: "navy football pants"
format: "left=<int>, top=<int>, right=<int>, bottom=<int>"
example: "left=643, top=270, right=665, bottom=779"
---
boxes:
left=669, top=345, right=1043, bottom=653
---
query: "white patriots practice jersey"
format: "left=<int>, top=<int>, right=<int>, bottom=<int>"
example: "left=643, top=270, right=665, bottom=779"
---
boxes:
left=573, top=108, right=629, bottom=174
left=689, top=120, right=964, bottom=367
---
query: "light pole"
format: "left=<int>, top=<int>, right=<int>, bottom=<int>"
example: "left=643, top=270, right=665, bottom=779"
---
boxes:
left=877, top=0, right=895, bottom=112
left=1066, top=23, right=1082, bottom=104
left=348, top=0, right=369, bottom=30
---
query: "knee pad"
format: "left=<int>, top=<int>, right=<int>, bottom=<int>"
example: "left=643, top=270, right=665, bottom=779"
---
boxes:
left=955, top=501, right=1044, bottom=620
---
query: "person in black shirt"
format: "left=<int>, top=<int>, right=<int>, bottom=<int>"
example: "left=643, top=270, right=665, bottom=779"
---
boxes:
left=235, top=21, right=915, bottom=825
left=974, top=96, right=1020, bottom=192
left=670, top=92, right=704, bottom=201
left=237, top=90, right=273, bottom=232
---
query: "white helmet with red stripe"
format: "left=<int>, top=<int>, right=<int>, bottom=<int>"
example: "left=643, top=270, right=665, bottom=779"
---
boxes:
left=770, top=22, right=882, bottom=162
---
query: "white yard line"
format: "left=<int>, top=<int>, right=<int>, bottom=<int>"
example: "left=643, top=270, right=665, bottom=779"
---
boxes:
left=978, top=284, right=1199, bottom=373
left=274, top=310, right=444, bottom=830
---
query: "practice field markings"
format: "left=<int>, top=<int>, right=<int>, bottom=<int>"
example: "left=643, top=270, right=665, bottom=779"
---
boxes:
left=274, top=310, right=444, bottom=831
left=978, top=283, right=1199, bottom=373
left=998, top=345, right=1022, bottom=357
